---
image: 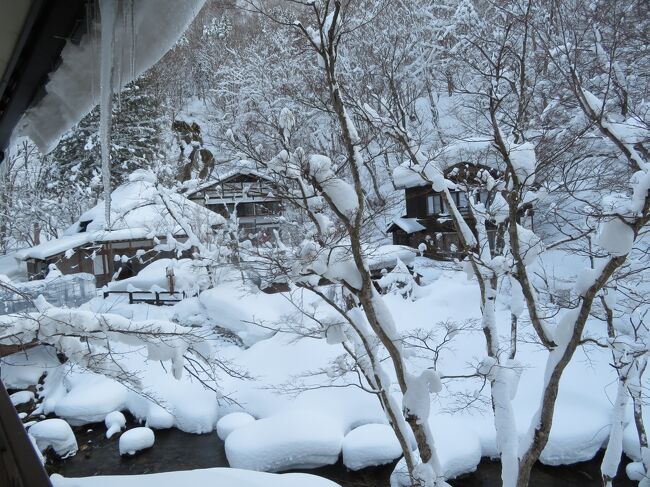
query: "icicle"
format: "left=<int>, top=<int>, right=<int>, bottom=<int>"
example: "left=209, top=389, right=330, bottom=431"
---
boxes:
left=100, top=0, right=117, bottom=229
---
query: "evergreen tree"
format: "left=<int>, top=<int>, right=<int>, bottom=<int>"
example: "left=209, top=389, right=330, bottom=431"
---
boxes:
left=49, top=73, right=166, bottom=191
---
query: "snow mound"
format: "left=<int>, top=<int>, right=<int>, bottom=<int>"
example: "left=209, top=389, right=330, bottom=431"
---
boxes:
left=119, top=427, right=155, bottom=455
left=225, top=411, right=344, bottom=472
left=10, top=390, right=35, bottom=406
left=539, top=394, right=610, bottom=465
left=28, top=419, right=78, bottom=458
left=50, top=468, right=341, bottom=487
left=104, top=411, right=126, bottom=439
left=54, top=375, right=128, bottom=425
left=342, top=423, right=403, bottom=470
left=217, top=412, right=256, bottom=441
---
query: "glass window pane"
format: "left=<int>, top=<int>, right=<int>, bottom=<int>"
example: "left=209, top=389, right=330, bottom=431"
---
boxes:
left=427, top=195, right=434, bottom=215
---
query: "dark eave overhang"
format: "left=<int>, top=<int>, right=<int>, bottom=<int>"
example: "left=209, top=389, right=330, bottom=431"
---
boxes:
left=0, top=0, right=91, bottom=163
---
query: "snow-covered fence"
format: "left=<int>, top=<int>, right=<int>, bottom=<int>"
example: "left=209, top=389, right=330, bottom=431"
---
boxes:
left=0, top=274, right=96, bottom=315
left=102, top=290, right=187, bottom=306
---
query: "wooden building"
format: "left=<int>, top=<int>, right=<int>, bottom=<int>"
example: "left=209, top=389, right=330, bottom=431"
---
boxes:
left=388, top=162, right=526, bottom=260
left=186, top=168, right=283, bottom=244
left=17, top=171, right=223, bottom=287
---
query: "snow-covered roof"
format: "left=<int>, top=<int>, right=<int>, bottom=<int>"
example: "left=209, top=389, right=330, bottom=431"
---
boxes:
left=184, top=166, right=275, bottom=197
left=388, top=217, right=426, bottom=234
left=18, top=170, right=225, bottom=261
left=366, top=245, right=418, bottom=271
left=393, top=135, right=503, bottom=190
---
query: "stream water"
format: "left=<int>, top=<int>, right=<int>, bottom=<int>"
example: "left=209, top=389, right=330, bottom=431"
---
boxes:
left=48, top=419, right=638, bottom=486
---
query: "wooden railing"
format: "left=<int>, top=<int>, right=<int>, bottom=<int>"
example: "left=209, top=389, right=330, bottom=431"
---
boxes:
left=102, top=290, right=187, bottom=306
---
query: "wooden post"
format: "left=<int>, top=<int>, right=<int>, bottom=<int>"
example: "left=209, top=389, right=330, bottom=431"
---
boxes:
left=0, top=381, right=52, bottom=487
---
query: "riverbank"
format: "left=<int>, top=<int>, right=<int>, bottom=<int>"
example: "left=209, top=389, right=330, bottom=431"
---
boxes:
left=49, top=419, right=637, bottom=486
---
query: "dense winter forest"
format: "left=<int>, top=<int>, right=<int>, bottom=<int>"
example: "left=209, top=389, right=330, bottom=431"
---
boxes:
left=1, top=1, right=649, bottom=487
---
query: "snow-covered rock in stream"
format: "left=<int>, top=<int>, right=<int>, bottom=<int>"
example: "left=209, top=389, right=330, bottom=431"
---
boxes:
left=28, top=419, right=78, bottom=458
left=119, top=427, right=155, bottom=455
left=10, top=390, right=35, bottom=406
left=225, top=411, right=343, bottom=472
left=217, top=412, right=256, bottom=441
left=342, top=424, right=403, bottom=470
left=104, top=411, right=126, bottom=439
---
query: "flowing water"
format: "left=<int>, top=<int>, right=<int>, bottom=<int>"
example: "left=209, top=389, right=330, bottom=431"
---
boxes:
left=48, top=418, right=638, bottom=486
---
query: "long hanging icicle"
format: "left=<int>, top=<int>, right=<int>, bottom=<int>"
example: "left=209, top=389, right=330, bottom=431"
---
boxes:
left=99, top=0, right=118, bottom=229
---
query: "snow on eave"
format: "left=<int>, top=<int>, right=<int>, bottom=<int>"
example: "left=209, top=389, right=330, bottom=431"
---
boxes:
left=184, top=167, right=275, bottom=196
left=393, top=165, right=430, bottom=189
left=14, top=0, right=206, bottom=154
left=366, top=245, right=418, bottom=270
left=387, top=217, right=426, bottom=234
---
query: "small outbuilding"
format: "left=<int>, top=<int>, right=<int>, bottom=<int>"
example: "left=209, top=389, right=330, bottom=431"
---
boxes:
left=17, top=171, right=224, bottom=287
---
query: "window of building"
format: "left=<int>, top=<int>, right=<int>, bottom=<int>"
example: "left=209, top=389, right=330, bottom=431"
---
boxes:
left=427, top=194, right=443, bottom=215
left=93, top=254, right=105, bottom=275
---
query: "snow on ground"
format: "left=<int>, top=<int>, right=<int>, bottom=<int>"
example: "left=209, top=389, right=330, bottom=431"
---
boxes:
left=10, top=390, right=34, bottom=406
left=2, top=263, right=625, bottom=478
left=225, top=410, right=344, bottom=471
left=119, top=427, right=155, bottom=455
left=50, top=468, right=341, bottom=487
left=105, top=411, right=126, bottom=439
left=107, top=258, right=211, bottom=295
left=28, top=418, right=78, bottom=458
left=342, top=423, right=404, bottom=470
left=217, top=412, right=256, bottom=441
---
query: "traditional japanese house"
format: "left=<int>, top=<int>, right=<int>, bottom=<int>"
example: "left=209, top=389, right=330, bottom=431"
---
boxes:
left=185, top=168, right=283, bottom=244
left=388, top=162, right=529, bottom=260
left=17, top=171, right=224, bottom=287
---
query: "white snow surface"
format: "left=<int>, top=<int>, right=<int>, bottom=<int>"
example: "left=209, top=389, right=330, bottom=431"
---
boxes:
left=2, top=264, right=629, bottom=479
left=104, top=411, right=126, bottom=439
left=28, top=419, right=78, bottom=458
left=10, top=390, right=35, bottom=406
left=50, top=468, right=341, bottom=487
left=225, top=411, right=344, bottom=472
left=597, top=218, right=635, bottom=256
left=119, top=427, right=155, bottom=455
left=342, top=423, right=403, bottom=470
left=107, top=258, right=210, bottom=294
left=217, top=412, right=256, bottom=441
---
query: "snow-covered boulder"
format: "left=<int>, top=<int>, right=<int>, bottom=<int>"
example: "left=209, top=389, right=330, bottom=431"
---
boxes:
left=342, top=424, right=403, bottom=470
left=54, top=375, right=128, bottom=425
left=28, top=419, right=78, bottom=458
left=105, top=411, right=126, bottom=439
left=225, top=411, right=343, bottom=472
left=10, top=390, right=35, bottom=406
left=217, top=412, right=255, bottom=441
left=119, top=427, right=155, bottom=455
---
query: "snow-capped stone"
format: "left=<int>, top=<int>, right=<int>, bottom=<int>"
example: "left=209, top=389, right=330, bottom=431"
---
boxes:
left=225, top=411, right=343, bottom=472
left=342, top=424, right=403, bottom=470
left=217, top=412, right=256, bottom=441
left=10, top=390, right=35, bottom=406
left=119, top=427, right=155, bottom=455
left=105, top=411, right=127, bottom=439
left=29, top=419, right=78, bottom=458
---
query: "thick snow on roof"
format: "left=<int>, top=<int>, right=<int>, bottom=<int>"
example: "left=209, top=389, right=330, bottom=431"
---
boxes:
left=389, top=217, right=426, bottom=234
left=366, top=245, right=418, bottom=270
left=16, top=0, right=206, bottom=153
left=184, top=165, right=274, bottom=196
left=18, top=171, right=224, bottom=260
